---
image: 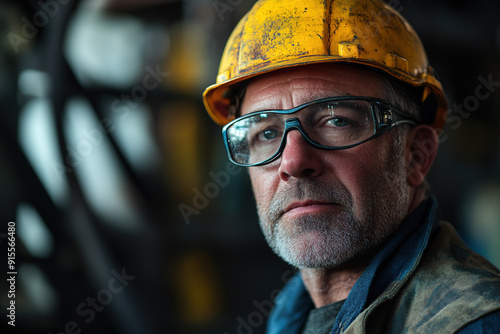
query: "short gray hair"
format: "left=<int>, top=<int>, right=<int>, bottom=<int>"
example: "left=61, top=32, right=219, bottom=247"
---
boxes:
left=381, top=75, right=423, bottom=122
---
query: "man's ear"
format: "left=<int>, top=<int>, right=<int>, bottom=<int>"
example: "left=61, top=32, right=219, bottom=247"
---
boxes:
left=404, top=125, right=439, bottom=188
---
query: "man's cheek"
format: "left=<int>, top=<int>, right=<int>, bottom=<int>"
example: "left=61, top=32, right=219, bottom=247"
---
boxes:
left=250, top=177, right=274, bottom=208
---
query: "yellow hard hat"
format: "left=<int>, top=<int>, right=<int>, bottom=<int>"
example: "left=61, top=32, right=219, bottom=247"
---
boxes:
left=203, top=0, right=448, bottom=130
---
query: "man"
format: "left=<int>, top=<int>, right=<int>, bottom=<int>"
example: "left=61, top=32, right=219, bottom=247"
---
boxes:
left=203, top=0, right=500, bottom=333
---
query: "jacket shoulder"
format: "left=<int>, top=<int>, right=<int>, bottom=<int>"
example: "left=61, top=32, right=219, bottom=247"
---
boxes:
left=389, top=221, right=500, bottom=333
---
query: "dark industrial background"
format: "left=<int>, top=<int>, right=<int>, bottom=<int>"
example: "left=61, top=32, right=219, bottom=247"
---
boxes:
left=0, top=0, right=499, bottom=333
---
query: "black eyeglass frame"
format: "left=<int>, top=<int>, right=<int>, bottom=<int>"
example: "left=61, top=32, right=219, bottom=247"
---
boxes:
left=222, top=96, right=417, bottom=167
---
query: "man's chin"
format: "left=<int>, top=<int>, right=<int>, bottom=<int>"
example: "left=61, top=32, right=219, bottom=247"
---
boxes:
left=274, top=232, right=346, bottom=269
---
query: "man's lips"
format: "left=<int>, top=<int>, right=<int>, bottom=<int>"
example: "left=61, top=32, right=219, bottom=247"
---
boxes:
left=283, top=200, right=338, bottom=216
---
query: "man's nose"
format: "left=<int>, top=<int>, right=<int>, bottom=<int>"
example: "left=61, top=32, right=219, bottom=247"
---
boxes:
left=278, top=129, right=324, bottom=181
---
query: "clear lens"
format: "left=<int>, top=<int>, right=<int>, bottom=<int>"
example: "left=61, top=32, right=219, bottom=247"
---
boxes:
left=225, top=99, right=377, bottom=165
left=227, top=113, right=284, bottom=165
left=305, top=100, right=375, bottom=145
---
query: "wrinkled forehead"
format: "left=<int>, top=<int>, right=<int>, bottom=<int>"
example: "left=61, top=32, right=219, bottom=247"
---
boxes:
left=240, top=63, right=385, bottom=116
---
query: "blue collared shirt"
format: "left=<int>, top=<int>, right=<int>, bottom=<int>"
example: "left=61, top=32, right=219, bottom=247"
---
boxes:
left=266, top=197, right=500, bottom=333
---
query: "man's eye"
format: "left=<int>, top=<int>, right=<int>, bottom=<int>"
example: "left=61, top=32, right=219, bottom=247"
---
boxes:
left=258, top=128, right=279, bottom=140
left=326, top=118, right=350, bottom=127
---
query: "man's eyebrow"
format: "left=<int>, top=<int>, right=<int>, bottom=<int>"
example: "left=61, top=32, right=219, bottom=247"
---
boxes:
left=295, top=92, right=353, bottom=106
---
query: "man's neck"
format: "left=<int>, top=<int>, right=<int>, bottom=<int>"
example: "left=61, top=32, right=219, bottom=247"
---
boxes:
left=300, top=264, right=367, bottom=308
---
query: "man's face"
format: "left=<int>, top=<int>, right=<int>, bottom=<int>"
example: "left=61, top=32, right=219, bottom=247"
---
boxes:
left=241, top=63, right=412, bottom=269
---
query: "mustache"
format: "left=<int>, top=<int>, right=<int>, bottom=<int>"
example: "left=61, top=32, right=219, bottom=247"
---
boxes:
left=267, top=179, right=353, bottom=219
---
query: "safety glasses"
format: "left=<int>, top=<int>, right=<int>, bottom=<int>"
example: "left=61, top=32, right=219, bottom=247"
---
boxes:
left=222, top=96, right=416, bottom=167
